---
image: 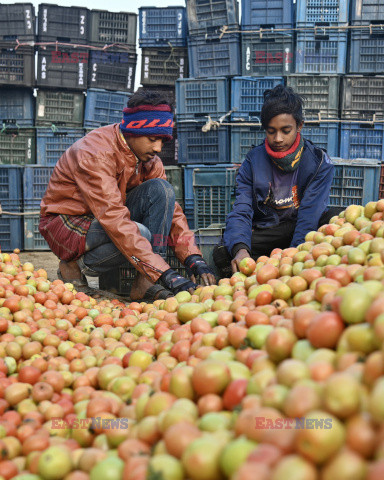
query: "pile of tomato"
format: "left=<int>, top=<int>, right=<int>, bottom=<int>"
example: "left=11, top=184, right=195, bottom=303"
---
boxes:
left=1, top=202, right=384, bottom=479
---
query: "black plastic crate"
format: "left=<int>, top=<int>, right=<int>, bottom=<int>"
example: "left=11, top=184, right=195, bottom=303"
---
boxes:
left=286, top=75, right=340, bottom=120
left=349, top=24, right=384, bottom=74
left=99, top=246, right=187, bottom=296
left=88, top=49, right=136, bottom=92
left=186, top=0, right=239, bottom=34
left=0, top=43, right=35, bottom=87
left=0, top=128, right=35, bottom=165
left=89, top=10, right=137, bottom=48
left=141, top=47, right=188, bottom=87
left=36, top=47, right=88, bottom=91
left=0, top=3, right=36, bottom=41
left=341, top=75, right=384, bottom=120
left=241, top=32, right=294, bottom=76
left=36, top=90, right=85, bottom=127
left=161, top=130, right=179, bottom=166
left=38, top=3, right=89, bottom=44
left=351, top=0, right=384, bottom=21
left=188, top=33, right=241, bottom=78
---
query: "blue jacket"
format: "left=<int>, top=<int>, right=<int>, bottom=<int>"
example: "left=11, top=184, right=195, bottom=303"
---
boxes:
left=223, top=138, right=334, bottom=255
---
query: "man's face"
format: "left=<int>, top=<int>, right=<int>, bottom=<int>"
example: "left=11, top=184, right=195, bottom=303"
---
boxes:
left=265, top=114, right=303, bottom=152
left=126, top=135, right=165, bottom=162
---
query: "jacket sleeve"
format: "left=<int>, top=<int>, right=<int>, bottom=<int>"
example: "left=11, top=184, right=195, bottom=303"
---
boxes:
left=223, top=158, right=254, bottom=256
left=75, top=152, right=170, bottom=283
left=290, top=152, right=334, bottom=247
left=145, top=158, right=202, bottom=263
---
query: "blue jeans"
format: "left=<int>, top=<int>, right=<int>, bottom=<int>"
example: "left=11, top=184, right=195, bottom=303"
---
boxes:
left=77, top=178, right=175, bottom=276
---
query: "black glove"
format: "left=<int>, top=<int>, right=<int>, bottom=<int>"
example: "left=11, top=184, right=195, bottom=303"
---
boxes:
left=184, top=254, right=215, bottom=278
left=159, top=268, right=198, bottom=294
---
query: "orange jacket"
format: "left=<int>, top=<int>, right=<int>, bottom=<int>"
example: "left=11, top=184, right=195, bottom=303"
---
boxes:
left=40, top=124, right=201, bottom=282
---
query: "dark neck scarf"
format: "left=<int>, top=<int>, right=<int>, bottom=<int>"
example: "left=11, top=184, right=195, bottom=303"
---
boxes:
left=265, top=133, right=304, bottom=173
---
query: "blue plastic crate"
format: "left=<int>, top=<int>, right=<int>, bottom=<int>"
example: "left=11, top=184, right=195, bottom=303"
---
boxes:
left=349, top=26, right=384, bottom=74
left=0, top=165, right=23, bottom=206
left=36, top=128, right=85, bottom=166
left=231, top=77, right=284, bottom=121
left=139, top=7, right=187, bottom=47
left=329, top=158, right=381, bottom=207
left=230, top=124, right=266, bottom=163
left=24, top=214, right=49, bottom=250
left=230, top=123, right=339, bottom=162
left=340, top=123, right=384, bottom=161
left=178, top=121, right=230, bottom=164
left=0, top=89, right=34, bottom=127
left=23, top=166, right=55, bottom=210
left=184, top=163, right=233, bottom=203
left=241, top=32, right=294, bottom=76
left=176, top=77, right=229, bottom=122
left=296, top=0, right=349, bottom=25
left=301, top=123, right=339, bottom=157
left=188, top=33, right=241, bottom=78
left=0, top=216, right=23, bottom=252
left=186, top=0, right=239, bottom=34
left=241, top=0, right=293, bottom=29
left=88, top=49, right=137, bottom=92
left=296, top=30, right=347, bottom=74
left=84, top=89, right=130, bottom=128
left=351, top=0, right=384, bottom=21
left=193, top=166, right=239, bottom=228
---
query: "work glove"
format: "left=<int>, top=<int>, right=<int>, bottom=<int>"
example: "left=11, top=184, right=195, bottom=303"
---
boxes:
left=159, top=268, right=198, bottom=295
left=184, top=254, right=217, bottom=286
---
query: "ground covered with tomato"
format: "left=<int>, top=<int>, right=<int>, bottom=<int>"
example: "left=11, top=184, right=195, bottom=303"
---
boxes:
left=2, top=201, right=384, bottom=480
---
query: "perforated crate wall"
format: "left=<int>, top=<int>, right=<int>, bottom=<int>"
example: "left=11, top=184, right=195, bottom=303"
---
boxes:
left=340, top=123, right=384, bottom=161
left=329, top=160, right=381, bottom=207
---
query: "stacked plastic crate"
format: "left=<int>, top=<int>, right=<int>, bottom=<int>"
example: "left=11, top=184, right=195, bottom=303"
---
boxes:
left=343, top=0, right=384, bottom=201
left=138, top=6, right=189, bottom=166
left=176, top=0, right=239, bottom=232
left=0, top=3, right=37, bottom=251
left=83, top=10, right=137, bottom=136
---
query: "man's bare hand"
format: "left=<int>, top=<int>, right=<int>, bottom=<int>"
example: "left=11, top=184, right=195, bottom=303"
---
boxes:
left=231, top=249, right=250, bottom=274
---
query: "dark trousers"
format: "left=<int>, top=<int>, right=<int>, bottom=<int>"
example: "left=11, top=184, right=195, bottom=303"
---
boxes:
left=212, top=207, right=344, bottom=279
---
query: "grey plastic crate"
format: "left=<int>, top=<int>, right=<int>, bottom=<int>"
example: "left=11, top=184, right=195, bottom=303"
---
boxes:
left=36, top=90, right=85, bottom=127
left=351, top=0, right=384, bottom=21
left=186, top=0, right=239, bottom=34
left=286, top=75, right=339, bottom=120
left=341, top=75, right=384, bottom=120
left=349, top=25, right=384, bottom=74
left=141, top=47, right=188, bottom=86
left=89, top=10, right=137, bottom=48
left=241, top=32, right=294, bottom=76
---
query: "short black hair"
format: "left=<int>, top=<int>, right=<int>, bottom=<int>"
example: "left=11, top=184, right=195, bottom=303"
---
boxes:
left=128, top=88, right=175, bottom=113
left=260, top=85, right=304, bottom=129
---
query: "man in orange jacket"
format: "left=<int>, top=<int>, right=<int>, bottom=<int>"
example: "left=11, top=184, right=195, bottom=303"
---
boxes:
left=39, top=89, right=216, bottom=301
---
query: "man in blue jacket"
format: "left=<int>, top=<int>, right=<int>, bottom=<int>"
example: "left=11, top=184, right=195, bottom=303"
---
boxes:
left=213, top=85, right=339, bottom=277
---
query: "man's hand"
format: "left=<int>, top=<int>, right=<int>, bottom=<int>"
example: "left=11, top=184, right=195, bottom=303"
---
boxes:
left=159, top=268, right=198, bottom=295
left=231, top=249, right=250, bottom=273
left=184, top=254, right=216, bottom=286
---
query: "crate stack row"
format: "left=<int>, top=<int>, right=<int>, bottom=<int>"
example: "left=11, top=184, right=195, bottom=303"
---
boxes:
left=170, top=0, right=384, bottom=230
